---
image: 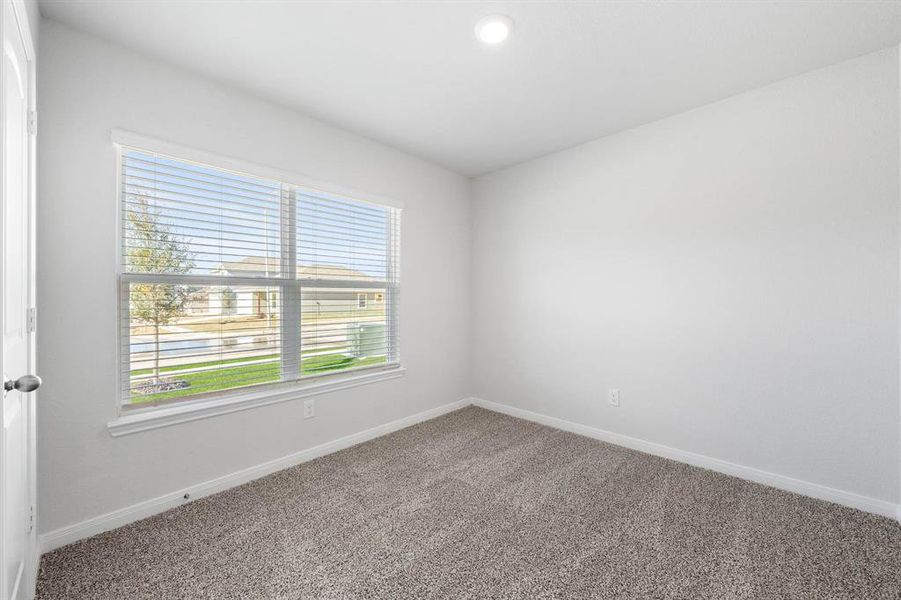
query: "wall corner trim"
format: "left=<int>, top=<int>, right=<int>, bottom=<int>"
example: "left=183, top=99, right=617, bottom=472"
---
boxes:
left=471, top=397, right=900, bottom=520
left=40, top=397, right=474, bottom=554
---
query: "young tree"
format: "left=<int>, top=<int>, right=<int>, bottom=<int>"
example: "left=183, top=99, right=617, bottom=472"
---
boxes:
left=127, top=194, right=194, bottom=383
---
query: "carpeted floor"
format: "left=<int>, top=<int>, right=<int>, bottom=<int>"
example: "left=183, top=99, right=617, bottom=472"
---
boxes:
left=37, top=406, right=901, bottom=599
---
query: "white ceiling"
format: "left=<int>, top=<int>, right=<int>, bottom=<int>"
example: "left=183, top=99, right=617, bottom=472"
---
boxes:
left=40, top=1, right=901, bottom=176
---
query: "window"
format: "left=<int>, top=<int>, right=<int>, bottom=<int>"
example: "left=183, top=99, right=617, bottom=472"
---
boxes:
left=119, top=148, right=400, bottom=408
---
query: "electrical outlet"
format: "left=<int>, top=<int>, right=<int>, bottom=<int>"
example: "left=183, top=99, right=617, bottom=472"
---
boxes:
left=303, top=399, right=315, bottom=419
left=608, top=388, right=621, bottom=407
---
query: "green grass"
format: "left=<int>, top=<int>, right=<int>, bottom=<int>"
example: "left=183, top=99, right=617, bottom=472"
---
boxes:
left=129, top=353, right=388, bottom=404
left=131, top=353, right=279, bottom=377
left=130, top=346, right=344, bottom=377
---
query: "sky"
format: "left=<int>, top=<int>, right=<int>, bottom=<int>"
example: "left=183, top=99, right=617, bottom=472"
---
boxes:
left=122, top=149, right=393, bottom=280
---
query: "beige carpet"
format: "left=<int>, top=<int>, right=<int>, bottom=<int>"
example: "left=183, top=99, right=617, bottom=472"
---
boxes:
left=36, top=406, right=901, bottom=599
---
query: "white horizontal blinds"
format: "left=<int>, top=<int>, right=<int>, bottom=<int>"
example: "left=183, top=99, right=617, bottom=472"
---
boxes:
left=119, top=146, right=400, bottom=407
left=122, top=284, right=282, bottom=402
left=122, top=150, right=283, bottom=277
left=297, top=192, right=394, bottom=282
left=299, top=288, right=394, bottom=375
left=120, top=148, right=287, bottom=406
left=297, top=192, right=399, bottom=375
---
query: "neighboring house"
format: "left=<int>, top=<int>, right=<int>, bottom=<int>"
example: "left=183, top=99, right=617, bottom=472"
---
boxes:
left=185, top=257, right=386, bottom=318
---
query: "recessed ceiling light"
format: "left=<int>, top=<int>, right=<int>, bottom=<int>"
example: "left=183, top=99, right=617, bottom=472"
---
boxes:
left=475, top=14, right=514, bottom=45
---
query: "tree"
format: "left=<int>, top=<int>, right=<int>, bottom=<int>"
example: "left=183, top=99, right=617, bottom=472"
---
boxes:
left=126, top=194, right=194, bottom=383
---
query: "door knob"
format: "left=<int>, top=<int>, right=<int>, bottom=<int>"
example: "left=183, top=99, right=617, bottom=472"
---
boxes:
left=5, top=374, right=41, bottom=393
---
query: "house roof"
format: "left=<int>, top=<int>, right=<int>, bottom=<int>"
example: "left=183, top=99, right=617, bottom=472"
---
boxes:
left=214, top=256, right=375, bottom=281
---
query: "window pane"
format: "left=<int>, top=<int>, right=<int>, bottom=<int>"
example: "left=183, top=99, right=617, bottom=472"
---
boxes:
left=297, top=192, right=391, bottom=282
left=300, top=287, right=390, bottom=376
left=122, top=150, right=283, bottom=277
left=124, top=283, right=281, bottom=404
left=119, top=145, right=401, bottom=407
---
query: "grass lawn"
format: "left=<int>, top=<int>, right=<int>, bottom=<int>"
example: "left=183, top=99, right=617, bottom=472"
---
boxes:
left=130, top=353, right=388, bottom=403
left=129, top=346, right=345, bottom=377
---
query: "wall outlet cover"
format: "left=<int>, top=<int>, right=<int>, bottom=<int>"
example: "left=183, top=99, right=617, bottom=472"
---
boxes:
left=608, top=389, right=621, bottom=407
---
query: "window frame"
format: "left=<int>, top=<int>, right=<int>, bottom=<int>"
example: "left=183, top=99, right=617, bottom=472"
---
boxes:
left=111, top=130, right=404, bottom=430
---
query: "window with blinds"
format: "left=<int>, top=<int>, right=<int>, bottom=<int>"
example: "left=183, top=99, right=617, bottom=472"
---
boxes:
left=119, top=148, right=400, bottom=407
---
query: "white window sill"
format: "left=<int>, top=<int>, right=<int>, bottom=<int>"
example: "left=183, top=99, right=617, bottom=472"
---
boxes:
left=107, top=365, right=405, bottom=437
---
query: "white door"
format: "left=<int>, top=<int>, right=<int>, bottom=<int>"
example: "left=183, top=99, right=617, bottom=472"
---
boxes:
left=0, top=1, right=35, bottom=599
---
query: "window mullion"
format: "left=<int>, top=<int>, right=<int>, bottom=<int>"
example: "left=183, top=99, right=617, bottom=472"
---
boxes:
left=120, top=272, right=288, bottom=288
left=280, top=184, right=299, bottom=381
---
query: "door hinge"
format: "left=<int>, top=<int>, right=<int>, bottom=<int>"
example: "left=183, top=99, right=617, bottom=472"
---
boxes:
left=26, top=307, right=35, bottom=334
left=27, top=505, right=34, bottom=533
left=27, top=110, right=36, bottom=136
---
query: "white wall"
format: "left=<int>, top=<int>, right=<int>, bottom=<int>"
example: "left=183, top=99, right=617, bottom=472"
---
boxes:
left=473, top=48, right=900, bottom=505
left=37, top=20, right=471, bottom=534
left=36, top=15, right=901, bottom=536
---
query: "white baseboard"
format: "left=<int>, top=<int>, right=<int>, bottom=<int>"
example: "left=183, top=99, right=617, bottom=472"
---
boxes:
left=471, top=397, right=900, bottom=520
left=39, top=395, right=901, bottom=555
left=39, top=398, right=472, bottom=553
